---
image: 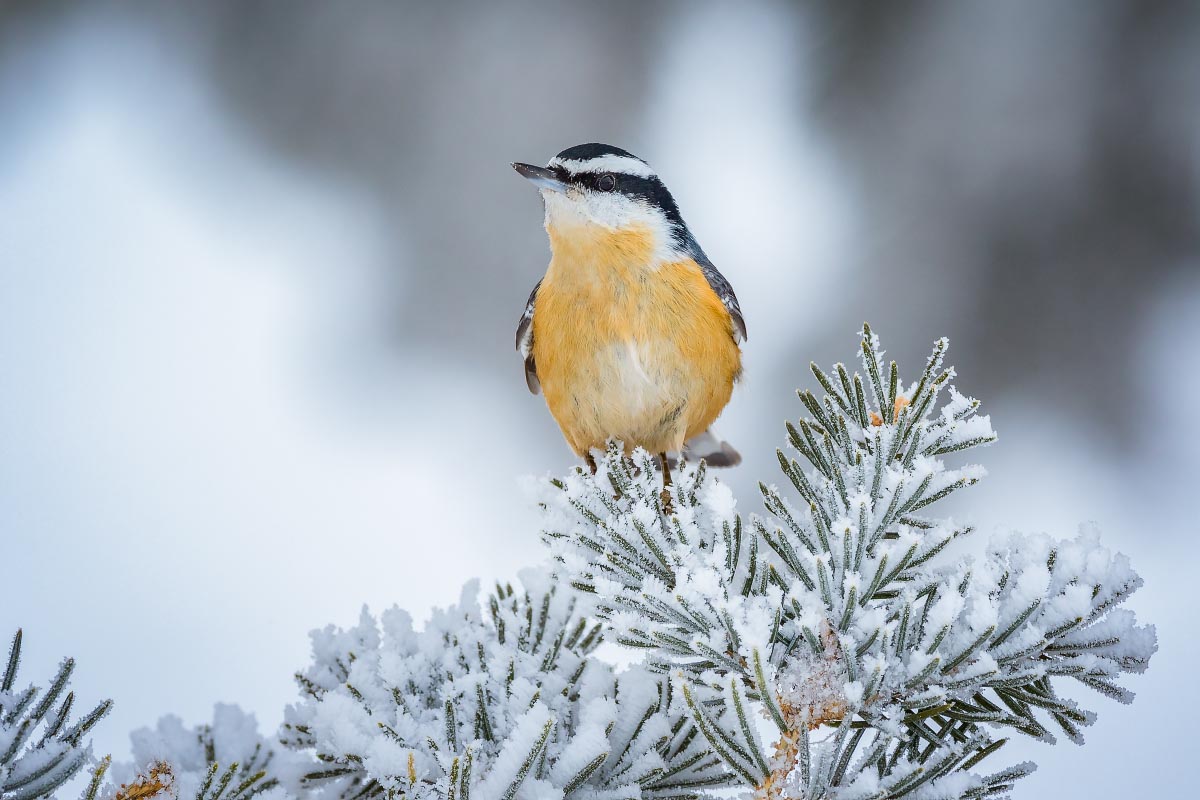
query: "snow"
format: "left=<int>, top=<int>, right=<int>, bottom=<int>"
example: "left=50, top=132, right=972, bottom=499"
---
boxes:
left=0, top=637, right=109, bottom=800
left=538, top=331, right=1157, bottom=798
left=106, top=703, right=309, bottom=800
left=281, top=569, right=724, bottom=799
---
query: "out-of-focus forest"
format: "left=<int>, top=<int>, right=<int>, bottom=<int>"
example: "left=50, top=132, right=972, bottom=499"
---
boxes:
left=1, top=2, right=1195, bottom=797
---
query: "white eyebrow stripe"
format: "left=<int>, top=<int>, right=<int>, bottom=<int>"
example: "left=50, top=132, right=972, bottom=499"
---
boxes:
left=549, top=154, right=658, bottom=179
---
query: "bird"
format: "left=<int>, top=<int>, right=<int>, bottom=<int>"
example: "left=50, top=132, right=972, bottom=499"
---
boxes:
left=512, top=143, right=745, bottom=495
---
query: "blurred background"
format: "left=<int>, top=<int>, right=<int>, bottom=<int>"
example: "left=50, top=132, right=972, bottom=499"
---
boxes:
left=1, top=1, right=1195, bottom=796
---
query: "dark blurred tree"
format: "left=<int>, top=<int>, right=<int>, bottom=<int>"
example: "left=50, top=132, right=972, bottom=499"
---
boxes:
left=188, top=1, right=665, bottom=364
left=803, top=0, right=1200, bottom=444
left=3, top=0, right=1195, bottom=446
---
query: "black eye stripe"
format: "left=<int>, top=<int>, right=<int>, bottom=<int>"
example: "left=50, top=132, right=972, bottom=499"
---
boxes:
left=566, top=170, right=662, bottom=193
left=568, top=171, right=607, bottom=190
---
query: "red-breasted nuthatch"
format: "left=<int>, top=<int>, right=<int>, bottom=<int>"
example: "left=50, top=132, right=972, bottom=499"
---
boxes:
left=513, top=143, right=745, bottom=485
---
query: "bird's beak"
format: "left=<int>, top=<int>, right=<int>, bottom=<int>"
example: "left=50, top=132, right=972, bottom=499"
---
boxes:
left=512, top=162, right=567, bottom=193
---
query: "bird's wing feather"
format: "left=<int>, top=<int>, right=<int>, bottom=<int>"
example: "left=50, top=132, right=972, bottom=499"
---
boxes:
left=516, top=279, right=541, bottom=394
left=688, top=244, right=746, bottom=343
left=683, top=428, right=741, bottom=466
left=664, top=429, right=741, bottom=469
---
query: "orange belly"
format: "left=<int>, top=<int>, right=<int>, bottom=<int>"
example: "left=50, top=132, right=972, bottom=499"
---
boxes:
left=532, top=223, right=741, bottom=457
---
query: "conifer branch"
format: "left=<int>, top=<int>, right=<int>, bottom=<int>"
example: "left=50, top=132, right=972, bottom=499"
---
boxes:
left=539, top=326, right=1157, bottom=798
left=0, top=630, right=112, bottom=800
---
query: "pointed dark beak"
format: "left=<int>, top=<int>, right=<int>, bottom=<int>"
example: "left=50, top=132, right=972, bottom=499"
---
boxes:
left=512, top=162, right=567, bottom=193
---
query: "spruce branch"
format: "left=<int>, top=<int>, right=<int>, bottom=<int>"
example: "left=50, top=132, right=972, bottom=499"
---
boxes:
left=283, top=570, right=733, bottom=799
left=538, top=325, right=1157, bottom=799
left=0, top=630, right=112, bottom=800
left=102, top=704, right=301, bottom=800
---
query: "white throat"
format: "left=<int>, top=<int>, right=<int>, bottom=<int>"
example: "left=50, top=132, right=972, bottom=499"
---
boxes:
left=541, top=189, right=682, bottom=265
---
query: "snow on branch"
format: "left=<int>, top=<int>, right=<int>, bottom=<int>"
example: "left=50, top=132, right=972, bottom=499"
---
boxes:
left=281, top=569, right=733, bottom=799
left=12, top=326, right=1156, bottom=800
left=0, top=630, right=112, bottom=800
left=539, top=325, right=1157, bottom=799
left=102, top=704, right=305, bottom=800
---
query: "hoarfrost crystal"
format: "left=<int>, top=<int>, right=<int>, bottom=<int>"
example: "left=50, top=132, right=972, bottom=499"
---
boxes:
left=539, top=326, right=1157, bottom=798
left=283, top=569, right=730, bottom=799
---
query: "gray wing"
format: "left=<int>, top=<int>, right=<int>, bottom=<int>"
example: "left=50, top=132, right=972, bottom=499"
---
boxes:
left=702, top=262, right=747, bottom=343
left=686, top=238, right=746, bottom=342
left=515, top=279, right=541, bottom=394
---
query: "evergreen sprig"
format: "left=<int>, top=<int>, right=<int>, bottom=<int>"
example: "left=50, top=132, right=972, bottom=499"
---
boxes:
left=36, top=325, right=1155, bottom=800
left=283, top=571, right=732, bottom=799
left=540, top=326, right=1157, bottom=799
left=0, top=630, right=112, bottom=800
left=102, top=704, right=301, bottom=800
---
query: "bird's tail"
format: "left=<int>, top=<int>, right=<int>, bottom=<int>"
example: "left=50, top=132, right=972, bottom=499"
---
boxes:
left=677, top=428, right=741, bottom=468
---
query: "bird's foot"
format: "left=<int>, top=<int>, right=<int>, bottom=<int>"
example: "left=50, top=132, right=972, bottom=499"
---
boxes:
left=660, top=487, right=675, bottom=516
left=658, top=452, right=675, bottom=515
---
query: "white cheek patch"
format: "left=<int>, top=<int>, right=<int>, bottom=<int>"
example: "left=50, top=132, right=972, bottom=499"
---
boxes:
left=542, top=189, right=682, bottom=265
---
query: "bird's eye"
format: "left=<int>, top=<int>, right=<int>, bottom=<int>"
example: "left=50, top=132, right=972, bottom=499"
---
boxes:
left=597, top=173, right=616, bottom=192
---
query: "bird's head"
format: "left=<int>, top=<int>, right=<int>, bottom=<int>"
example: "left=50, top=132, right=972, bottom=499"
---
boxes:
left=512, top=143, right=699, bottom=264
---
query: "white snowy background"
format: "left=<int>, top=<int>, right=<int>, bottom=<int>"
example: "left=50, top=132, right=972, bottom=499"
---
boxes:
left=1, top=1, right=1195, bottom=797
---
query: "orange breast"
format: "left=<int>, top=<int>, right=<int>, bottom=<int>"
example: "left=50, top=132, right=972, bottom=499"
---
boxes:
left=532, top=222, right=740, bottom=457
